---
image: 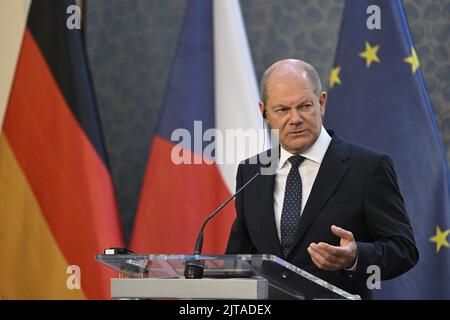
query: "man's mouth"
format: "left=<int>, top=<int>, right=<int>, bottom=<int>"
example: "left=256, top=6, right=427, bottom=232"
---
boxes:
left=288, top=129, right=308, bottom=136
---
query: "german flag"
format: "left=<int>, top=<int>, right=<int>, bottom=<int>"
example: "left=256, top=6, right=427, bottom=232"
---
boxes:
left=0, top=0, right=123, bottom=299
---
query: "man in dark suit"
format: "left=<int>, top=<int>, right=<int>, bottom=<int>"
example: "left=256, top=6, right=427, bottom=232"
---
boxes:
left=226, top=59, right=418, bottom=299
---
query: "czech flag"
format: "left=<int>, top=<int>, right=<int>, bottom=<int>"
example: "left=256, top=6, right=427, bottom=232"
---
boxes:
left=131, top=0, right=262, bottom=254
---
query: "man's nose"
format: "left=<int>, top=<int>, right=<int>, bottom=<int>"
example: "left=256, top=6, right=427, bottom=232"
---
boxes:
left=289, top=109, right=303, bottom=124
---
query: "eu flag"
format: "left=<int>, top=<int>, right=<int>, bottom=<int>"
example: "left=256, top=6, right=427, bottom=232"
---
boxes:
left=325, top=0, right=450, bottom=299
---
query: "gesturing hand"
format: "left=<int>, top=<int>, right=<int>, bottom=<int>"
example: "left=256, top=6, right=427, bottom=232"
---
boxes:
left=307, top=225, right=358, bottom=271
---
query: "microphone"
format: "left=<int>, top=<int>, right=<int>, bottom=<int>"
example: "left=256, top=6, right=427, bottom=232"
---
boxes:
left=184, top=170, right=261, bottom=279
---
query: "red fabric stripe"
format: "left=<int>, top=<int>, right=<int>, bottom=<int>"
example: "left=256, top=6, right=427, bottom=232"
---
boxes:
left=3, top=29, right=123, bottom=299
left=131, top=136, right=234, bottom=254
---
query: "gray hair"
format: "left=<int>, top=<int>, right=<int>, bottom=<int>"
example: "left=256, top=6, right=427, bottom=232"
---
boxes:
left=260, top=61, right=322, bottom=103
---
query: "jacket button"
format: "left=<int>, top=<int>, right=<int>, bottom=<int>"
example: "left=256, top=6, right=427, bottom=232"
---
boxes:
left=281, top=271, right=289, bottom=279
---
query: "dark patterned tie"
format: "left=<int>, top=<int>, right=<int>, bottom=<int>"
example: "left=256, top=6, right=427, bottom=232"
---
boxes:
left=280, top=155, right=305, bottom=258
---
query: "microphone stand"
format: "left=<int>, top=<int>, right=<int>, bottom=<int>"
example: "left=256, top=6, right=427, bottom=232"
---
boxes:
left=184, top=171, right=261, bottom=279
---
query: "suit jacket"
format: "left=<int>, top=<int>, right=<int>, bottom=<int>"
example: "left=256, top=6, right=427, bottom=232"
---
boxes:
left=226, top=131, right=419, bottom=299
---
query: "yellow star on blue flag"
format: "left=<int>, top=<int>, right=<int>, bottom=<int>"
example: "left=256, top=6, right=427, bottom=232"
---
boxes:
left=329, top=66, right=342, bottom=89
left=404, top=47, right=420, bottom=73
left=359, top=41, right=380, bottom=68
left=430, top=226, right=450, bottom=253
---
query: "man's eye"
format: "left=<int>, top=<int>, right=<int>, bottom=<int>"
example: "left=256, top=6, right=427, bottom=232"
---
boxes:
left=297, top=104, right=312, bottom=111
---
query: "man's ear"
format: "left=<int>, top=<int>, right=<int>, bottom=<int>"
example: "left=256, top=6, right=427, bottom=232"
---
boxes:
left=319, top=91, right=327, bottom=117
left=259, top=101, right=267, bottom=120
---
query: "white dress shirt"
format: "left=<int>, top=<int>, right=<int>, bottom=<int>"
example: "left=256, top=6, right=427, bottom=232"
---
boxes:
left=273, top=125, right=331, bottom=241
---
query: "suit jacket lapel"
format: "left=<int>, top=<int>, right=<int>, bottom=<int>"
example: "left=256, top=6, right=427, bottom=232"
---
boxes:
left=287, top=134, right=350, bottom=256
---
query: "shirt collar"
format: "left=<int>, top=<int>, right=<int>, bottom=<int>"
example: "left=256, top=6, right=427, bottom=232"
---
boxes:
left=279, top=125, right=332, bottom=169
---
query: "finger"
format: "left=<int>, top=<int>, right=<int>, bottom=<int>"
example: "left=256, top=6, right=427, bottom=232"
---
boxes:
left=308, top=246, right=330, bottom=268
left=307, top=247, right=341, bottom=270
left=317, top=242, right=356, bottom=269
left=317, top=242, right=347, bottom=257
left=309, top=243, right=340, bottom=264
left=310, top=243, right=351, bottom=268
left=331, top=225, right=354, bottom=241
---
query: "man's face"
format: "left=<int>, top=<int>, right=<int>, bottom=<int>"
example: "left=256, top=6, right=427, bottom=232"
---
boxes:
left=260, top=74, right=326, bottom=154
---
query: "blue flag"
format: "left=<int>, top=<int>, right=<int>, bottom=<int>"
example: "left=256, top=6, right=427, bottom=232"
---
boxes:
left=325, top=0, right=450, bottom=299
